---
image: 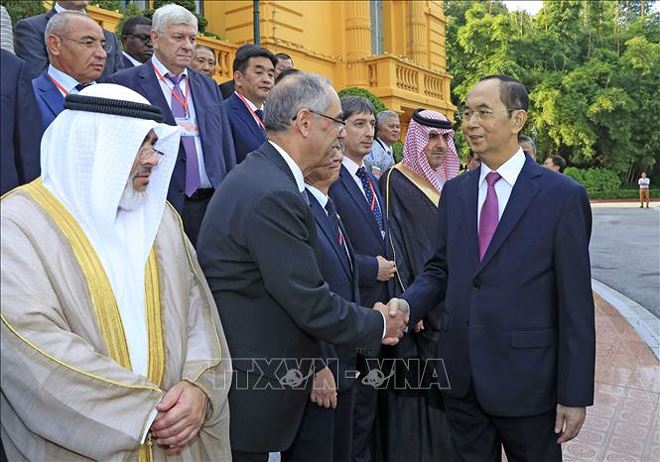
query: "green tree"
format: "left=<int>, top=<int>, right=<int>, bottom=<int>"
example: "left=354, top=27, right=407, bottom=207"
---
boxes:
left=0, top=0, right=44, bottom=26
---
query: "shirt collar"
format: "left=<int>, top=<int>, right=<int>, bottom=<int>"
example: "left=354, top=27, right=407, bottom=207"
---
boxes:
left=479, top=148, right=526, bottom=187
left=151, top=54, right=188, bottom=79
left=122, top=51, right=142, bottom=67
left=48, top=64, right=81, bottom=93
left=54, top=3, right=87, bottom=14
left=342, top=156, right=365, bottom=176
left=234, top=90, right=264, bottom=111
left=305, top=184, right=328, bottom=209
left=269, top=141, right=305, bottom=193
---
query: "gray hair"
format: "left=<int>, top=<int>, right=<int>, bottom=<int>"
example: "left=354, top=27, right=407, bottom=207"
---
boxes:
left=44, top=11, right=88, bottom=45
left=264, top=73, right=333, bottom=133
left=376, top=110, right=399, bottom=127
left=152, top=3, right=197, bottom=33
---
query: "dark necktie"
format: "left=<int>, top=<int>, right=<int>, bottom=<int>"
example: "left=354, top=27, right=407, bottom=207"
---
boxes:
left=165, top=73, right=201, bottom=197
left=254, top=108, right=264, bottom=122
left=355, top=167, right=384, bottom=232
left=301, top=188, right=311, bottom=205
left=325, top=198, right=344, bottom=247
left=75, top=83, right=91, bottom=92
left=478, top=171, right=502, bottom=260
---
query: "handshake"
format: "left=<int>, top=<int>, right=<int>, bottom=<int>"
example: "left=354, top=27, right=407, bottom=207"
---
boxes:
left=374, top=298, right=410, bottom=345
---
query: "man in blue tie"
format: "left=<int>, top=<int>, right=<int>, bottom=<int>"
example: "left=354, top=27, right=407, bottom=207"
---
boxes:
left=223, top=44, right=277, bottom=164
left=388, top=75, right=595, bottom=461
left=107, top=3, right=236, bottom=246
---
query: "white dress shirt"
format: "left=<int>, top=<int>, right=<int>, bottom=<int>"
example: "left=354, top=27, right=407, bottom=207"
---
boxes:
left=342, top=155, right=370, bottom=201
left=122, top=51, right=142, bottom=67
left=48, top=65, right=90, bottom=95
left=151, top=55, right=211, bottom=188
left=477, top=148, right=526, bottom=227
left=268, top=141, right=305, bottom=192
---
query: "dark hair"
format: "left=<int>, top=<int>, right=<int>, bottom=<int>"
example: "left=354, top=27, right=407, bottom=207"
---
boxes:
left=274, top=67, right=301, bottom=85
left=340, top=96, right=376, bottom=122
left=232, top=44, right=277, bottom=74
left=121, top=16, right=151, bottom=37
left=479, top=74, right=529, bottom=113
left=195, top=45, right=215, bottom=56
left=549, top=155, right=567, bottom=172
left=519, top=134, right=536, bottom=152
left=275, top=52, right=293, bottom=64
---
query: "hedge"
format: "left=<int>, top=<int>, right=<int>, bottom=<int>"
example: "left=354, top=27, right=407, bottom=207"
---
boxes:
left=564, top=167, right=622, bottom=194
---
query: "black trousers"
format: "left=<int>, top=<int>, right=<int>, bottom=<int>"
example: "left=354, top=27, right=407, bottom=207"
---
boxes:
left=231, top=451, right=269, bottom=462
left=442, top=385, right=562, bottom=462
left=182, top=189, right=213, bottom=247
left=282, top=387, right=356, bottom=462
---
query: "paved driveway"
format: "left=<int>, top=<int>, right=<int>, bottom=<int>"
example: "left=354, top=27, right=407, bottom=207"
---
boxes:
left=590, top=204, right=660, bottom=317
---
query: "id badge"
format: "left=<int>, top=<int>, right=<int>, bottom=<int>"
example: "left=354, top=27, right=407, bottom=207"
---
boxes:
left=174, top=116, right=199, bottom=137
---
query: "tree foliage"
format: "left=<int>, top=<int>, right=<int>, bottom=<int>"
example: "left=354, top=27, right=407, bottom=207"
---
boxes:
left=444, top=0, right=659, bottom=181
left=0, top=0, right=44, bottom=26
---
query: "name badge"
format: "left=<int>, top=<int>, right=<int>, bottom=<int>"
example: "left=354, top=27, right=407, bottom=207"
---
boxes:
left=174, top=117, right=199, bottom=137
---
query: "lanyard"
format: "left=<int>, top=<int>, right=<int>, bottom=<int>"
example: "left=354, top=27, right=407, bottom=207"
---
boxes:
left=235, top=91, right=266, bottom=131
left=48, top=74, right=71, bottom=95
left=152, top=64, right=190, bottom=116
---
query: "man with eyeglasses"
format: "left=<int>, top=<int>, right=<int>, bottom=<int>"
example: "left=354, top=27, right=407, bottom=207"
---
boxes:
left=15, top=1, right=123, bottom=80
left=31, top=12, right=110, bottom=129
left=387, top=75, right=595, bottom=461
left=197, top=72, right=409, bottom=462
left=1, top=84, right=232, bottom=462
left=120, top=16, right=153, bottom=68
left=329, top=96, right=397, bottom=462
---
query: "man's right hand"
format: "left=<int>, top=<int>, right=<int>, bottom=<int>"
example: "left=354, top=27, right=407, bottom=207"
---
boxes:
left=376, top=256, right=396, bottom=282
left=375, top=298, right=409, bottom=345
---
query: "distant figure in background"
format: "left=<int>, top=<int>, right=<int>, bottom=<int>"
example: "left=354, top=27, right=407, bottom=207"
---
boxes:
left=14, top=0, right=123, bottom=79
left=275, top=67, right=301, bottom=85
left=1, top=50, right=42, bottom=195
left=191, top=45, right=216, bottom=79
left=120, top=16, right=152, bottom=68
left=378, top=109, right=459, bottom=462
left=638, top=172, right=651, bottom=208
left=519, top=134, right=537, bottom=160
left=543, top=155, right=567, bottom=173
left=1, top=5, right=14, bottom=53
left=274, top=52, right=294, bottom=79
left=31, top=12, right=108, bottom=130
left=466, top=150, right=481, bottom=171
left=366, top=110, right=400, bottom=179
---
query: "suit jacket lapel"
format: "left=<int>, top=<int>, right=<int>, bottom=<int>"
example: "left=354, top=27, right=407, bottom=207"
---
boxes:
left=309, top=195, right=353, bottom=279
left=137, top=64, right=175, bottom=125
left=36, top=73, right=63, bottom=119
left=338, top=166, right=382, bottom=241
left=460, top=169, right=481, bottom=269
left=477, top=157, right=542, bottom=271
left=231, top=94, right=266, bottom=142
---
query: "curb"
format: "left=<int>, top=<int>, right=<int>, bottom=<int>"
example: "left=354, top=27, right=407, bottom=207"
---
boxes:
left=592, top=279, right=660, bottom=360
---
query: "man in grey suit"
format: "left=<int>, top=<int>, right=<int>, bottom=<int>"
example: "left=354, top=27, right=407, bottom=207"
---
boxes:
left=197, top=72, right=409, bottom=462
left=14, top=0, right=123, bottom=79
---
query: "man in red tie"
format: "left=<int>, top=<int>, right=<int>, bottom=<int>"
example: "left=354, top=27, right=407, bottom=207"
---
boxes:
left=388, top=75, right=595, bottom=462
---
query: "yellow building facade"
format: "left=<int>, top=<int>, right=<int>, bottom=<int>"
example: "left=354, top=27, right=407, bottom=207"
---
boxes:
left=86, top=0, right=455, bottom=124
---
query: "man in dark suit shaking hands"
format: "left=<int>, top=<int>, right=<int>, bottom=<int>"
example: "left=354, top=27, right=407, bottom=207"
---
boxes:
left=197, top=72, right=409, bottom=462
left=389, top=75, right=595, bottom=461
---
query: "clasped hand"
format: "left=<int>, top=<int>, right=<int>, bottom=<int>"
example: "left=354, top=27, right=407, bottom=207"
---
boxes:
left=374, top=297, right=410, bottom=345
left=150, top=381, right=208, bottom=456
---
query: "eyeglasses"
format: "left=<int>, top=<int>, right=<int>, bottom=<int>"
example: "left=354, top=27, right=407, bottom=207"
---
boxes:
left=458, top=108, right=523, bottom=122
left=137, top=144, right=164, bottom=160
left=125, top=33, right=152, bottom=44
left=293, top=108, right=346, bottom=130
left=57, top=36, right=113, bottom=53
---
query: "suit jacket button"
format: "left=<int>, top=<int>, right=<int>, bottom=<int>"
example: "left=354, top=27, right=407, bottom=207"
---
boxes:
left=472, top=281, right=480, bottom=290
